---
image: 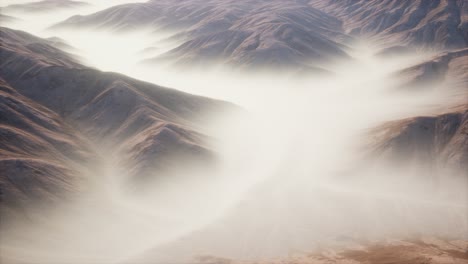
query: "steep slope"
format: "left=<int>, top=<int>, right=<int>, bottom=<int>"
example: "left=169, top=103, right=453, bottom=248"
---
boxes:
left=310, top=0, right=468, bottom=50
left=370, top=107, right=468, bottom=173
left=0, top=27, right=229, bottom=210
left=155, top=3, right=350, bottom=69
left=53, top=0, right=351, bottom=69
left=0, top=77, right=92, bottom=211
left=396, top=48, right=468, bottom=93
left=369, top=46, right=468, bottom=173
left=53, top=0, right=468, bottom=68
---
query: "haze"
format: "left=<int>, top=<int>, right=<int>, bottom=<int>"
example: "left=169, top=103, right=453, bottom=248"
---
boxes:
left=1, top=1, right=467, bottom=264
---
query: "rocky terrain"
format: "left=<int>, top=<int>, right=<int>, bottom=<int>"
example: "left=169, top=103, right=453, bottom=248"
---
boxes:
left=52, top=0, right=468, bottom=69
left=369, top=106, right=468, bottom=173
left=1, top=1, right=467, bottom=263
left=53, top=0, right=351, bottom=69
left=196, top=239, right=468, bottom=264
left=0, top=77, right=92, bottom=212
left=310, top=0, right=468, bottom=51
left=0, top=27, right=229, bottom=212
left=396, top=48, right=468, bottom=91
left=369, top=47, right=468, bottom=173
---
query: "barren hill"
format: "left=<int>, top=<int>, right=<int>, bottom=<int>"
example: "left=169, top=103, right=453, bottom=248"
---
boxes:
left=53, top=0, right=468, bottom=68
left=53, top=0, right=351, bottom=69
left=310, top=0, right=468, bottom=50
left=0, top=27, right=229, bottom=211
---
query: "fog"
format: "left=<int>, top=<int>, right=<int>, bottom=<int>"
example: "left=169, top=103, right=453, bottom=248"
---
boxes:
left=1, top=3, right=467, bottom=264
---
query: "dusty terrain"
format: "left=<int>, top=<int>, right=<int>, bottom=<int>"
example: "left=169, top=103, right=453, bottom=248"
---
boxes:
left=196, top=239, right=468, bottom=264
left=52, top=0, right=467, bottom=69
left=0, top=27, right=229, bottom=213
left=0, top=1, right=467, bottom=263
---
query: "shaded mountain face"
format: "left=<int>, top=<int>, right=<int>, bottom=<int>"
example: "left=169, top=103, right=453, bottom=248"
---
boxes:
left=0, top=77, right=92, bottom=212
left=3, top=0, right=90, bottom=13
left=53, top=0, right=351, bottom=69
left=369, top=107, right=468, bottom=173
left=395, top=48, right=468, bottom=93
left=148, top=1, right=351, bottom=69
left=369, top=47, right=468, bottom=174
left=51, top=0, right=468, bottom=69
left=0, top=27, right=229, bottom=212
left=310, top=0, right=468, bottom=50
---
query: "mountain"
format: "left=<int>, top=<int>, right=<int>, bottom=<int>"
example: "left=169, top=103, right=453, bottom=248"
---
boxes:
left=369, top=106, right=468, bottom=173
left=1, top=2, right=467, bottom=263
left=3, top=0, right=90, bottom=13
left=310, top=0, right=468, bottom=50
left=52, top=0, right=468, bottom=68
left=396, top=48, right=468, bottom=93
left=368, top=46, right=468, bottom=173
left=0, top=27, right=230, bottom=212
left=0, top=77, right=93, bottom=212
left=152, top=3, right=351, bottom=69
left=53, top=0, right=351, bottom=69
left=146, top=0, right=351, bottom=69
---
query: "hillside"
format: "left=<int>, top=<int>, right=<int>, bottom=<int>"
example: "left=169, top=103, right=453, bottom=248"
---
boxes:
left=53, top=0, right=351, bottom=69
left=0, top=27, right=229, bottom=211
left=310, top=0, right=468, bottom=50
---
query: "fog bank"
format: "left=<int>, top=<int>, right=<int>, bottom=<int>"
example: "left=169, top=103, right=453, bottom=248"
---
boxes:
left=1, top=5, right=467, bottom=264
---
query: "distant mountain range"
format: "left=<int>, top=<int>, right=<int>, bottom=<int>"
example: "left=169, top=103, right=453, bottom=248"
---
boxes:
left=3, top=0, right=90, bottom=13
left=52, top=0, right=352, bottom=69
left=52, top=0, right=467, bottom=69
left=310, top=0, right=468, bottom=50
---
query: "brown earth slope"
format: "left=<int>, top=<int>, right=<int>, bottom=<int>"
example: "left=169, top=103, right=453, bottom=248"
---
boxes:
left=310, top=0, right=468, bottom=50
left=196, top=239, right=468, bottom=264
left=53, top=0, right=468, bottom=68
left=53, top=0, right=351, bottom=69
left=0, top=77, right=92, bottom=211
left=370, top=107, right=468, bottom=173
left=0, top=27, right=230, bottom=211
left=369, top=45, right=468, bottom=173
